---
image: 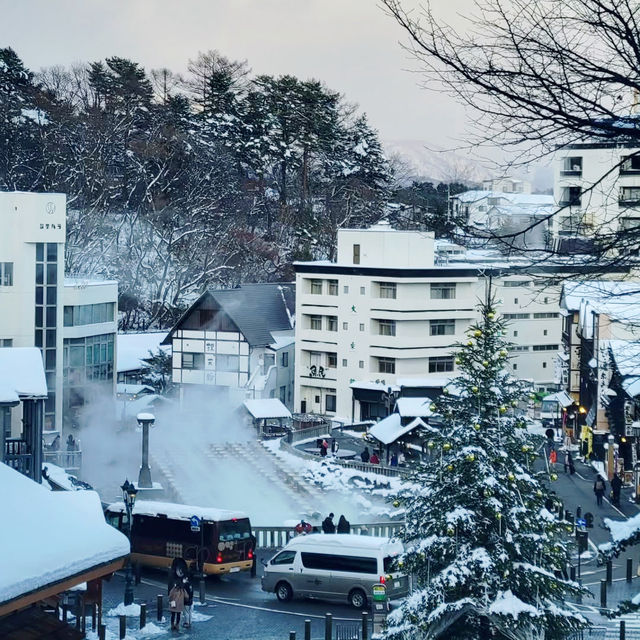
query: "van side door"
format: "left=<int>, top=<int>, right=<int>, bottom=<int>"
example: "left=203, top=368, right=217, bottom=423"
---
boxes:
left=299, top=552, right=335, bottom=599
left=329, top=553, right=377, bottom=602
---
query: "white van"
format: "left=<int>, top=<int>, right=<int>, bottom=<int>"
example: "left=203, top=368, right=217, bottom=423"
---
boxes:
left=261, top=533, right=408, bottom=608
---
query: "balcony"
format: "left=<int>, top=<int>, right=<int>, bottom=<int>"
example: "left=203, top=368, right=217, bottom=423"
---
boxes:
left=301, top=365, right=337, bottom=382
left=560, top=170, right=582, bottom=177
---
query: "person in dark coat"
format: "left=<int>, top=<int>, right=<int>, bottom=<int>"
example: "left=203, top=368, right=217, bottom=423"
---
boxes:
left=390, top=452, right=398, bottom=467
left=320, top=440, right=328, bottom=457
left=337, top=515, right=350, bottom=534
left=567, top=451, right=575, bottom=475
left=611, top=473, right=623, bottom=507
left=594, top=475, right=606, bottom=506
left=360, top=447, right=370, bottom=463
left=321, top=513, right=336, bottom=533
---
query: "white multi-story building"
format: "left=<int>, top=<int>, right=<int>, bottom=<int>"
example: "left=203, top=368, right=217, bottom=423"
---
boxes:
left=294, top=223, right=563, bottom=420
left=553, top=140, right=640, bottom=239
left=0, top=192, right=118, bottom=440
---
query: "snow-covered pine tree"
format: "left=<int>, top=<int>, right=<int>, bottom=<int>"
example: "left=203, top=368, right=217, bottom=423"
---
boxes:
left=383, top=297, right=588, bottom=640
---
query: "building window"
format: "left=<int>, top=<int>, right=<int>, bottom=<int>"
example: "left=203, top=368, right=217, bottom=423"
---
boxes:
left=560, top=186, right=582, bottom=207
left=0, top=262, right=13, bottom=286
left=0, top=339, right=13, bottom=347
left=513, top=330, right=518, bottom=337
left=343, top=322, right=348, bottom=330
left=379, top=320, right=396, bottom=336
left=315, top=395, right=320, bottom=404
left=430, top=283, right=456, bottom=299
left=344, top=285, right=349, bottom=294
left=310, top=280, right=323, bottom=295
left=360, top=286, right=365, bottom=295
left=310, top=315, right=322, bottom=330
left=342, top=358, right=348, bottom=367
left=533, top=312, right=559, bottom=319
left=543, top=329, right=548, bottom=336
left=543, top=362, right=547, bottom=368
left=326, top=394, right=337, bottom=412
left=360, top=323, right=365, bottom=332
left=430, top=319, right=455, bottom=336
left=428, top=356, right=455, bottom=373
left=511, top=346, right=529, bottom=352
left=217, top=354, right=239, bottom=371
left=182, top=352, right=204, bottom=369
left=328, top=280, right=338, bottom=296
left=359, top=360, right=364, bottom=368
left=378, top=357, right=395, bottom=374
left=353, top=244, right=360, bottom=264
left=281, top=352, right=289, bottom=367
left=279, top=386, right=286, bottom=403
left=514, top=298, right=518, bottom=305
left=327, top=353, right=337, bottom=368
left=503, top=313, right=530, bottom=319
left=327, top=316, right=338, bottom=332
left=532, top=344, right=559, bottom=351
left=503, top=280, right=531, bottom=287
left=513, top=363, right=518, bottom=371
left=621, top=155, right=640, bottom=174
left=379, top=282, right=397, bottom=299
left=63, top=303, right=116, bottom=327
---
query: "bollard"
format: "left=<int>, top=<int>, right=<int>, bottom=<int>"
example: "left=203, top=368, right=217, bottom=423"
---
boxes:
left=607, top=560, right=613, bottom=585
left=362, top=611, right=369, bottom=640
left=576, top=505, right=582, bottom=519
left=157, top=594, right=163, bottom=622
left=140, top=603, right=146, bottom=629
left=92, top=603, right=97, bottom=632
left=601, top=579, right=607, bottom=610
left=199, top=576, right=206, bottom=605
left=98, top=623, right=106, bottom=640
left=290, top=633, right=296, bottom=640
left=628, top=558, right=633, bottom=583
left=567, top=512, right=575, bottom=528
left=305, top=619, right=311, bottom=640
left=119, top=614, right=126, bottom=640
left=570, top=566, right=576, bottom=581
left=325, top=613, right=333, bottom=640
left=557, top=500, right=564, bottom=519
left=621, top=620, right=626, bottom=640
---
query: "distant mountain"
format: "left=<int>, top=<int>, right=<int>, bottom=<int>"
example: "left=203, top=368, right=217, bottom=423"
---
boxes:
left=383, top=139, right=553, bottom=191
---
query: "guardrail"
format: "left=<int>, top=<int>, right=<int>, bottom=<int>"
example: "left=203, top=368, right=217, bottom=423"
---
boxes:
left=252, top=522, right=403, bottom=549
left=43, top=450, right=82, bottom=472
left=287, top=424, right=332, bottom=444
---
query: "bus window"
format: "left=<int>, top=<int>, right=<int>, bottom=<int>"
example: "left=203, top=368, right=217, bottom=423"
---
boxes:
left=218, top=518, right=252, bottom=541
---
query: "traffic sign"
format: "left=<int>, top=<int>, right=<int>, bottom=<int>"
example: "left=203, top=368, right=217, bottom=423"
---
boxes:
left=190, top=515, right=201, bottom=532
left=576, top=518, right=587, bottom=528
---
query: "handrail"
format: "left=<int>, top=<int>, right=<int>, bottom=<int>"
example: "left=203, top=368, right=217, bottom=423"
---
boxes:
left=252, top=522, right=404, bottom=549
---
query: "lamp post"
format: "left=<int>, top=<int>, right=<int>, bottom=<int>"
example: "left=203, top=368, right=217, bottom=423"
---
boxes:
left=121, top=479, right=138, bottom=606
left=634, top=462, right=640, bottom=504
left=136, top=413, right=155, bottom=489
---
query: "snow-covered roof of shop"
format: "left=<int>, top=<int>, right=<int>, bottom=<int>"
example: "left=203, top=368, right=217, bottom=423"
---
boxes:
left=395, top=398, right=433, bottom=418
left=0, top=347, right=47, bottom=403
left=609, top=341, right=640, bottom=377
left=542, top=391, right=573, bottom=407
left=116, top=383, right=154, bottom=396
left=117, top=332, right=168, bottom=373
left=623, top=376, right=640, bottom=398
left=454, top=190, right=554, bottom=206
left=64, top=276, right=118, bottom=287
left=562, top=280, right=640, bottom=312
left=106, top=499, right=246, bottom=522
left=117, top=394, right=169, bottom=420
left=0, top=462, right=129, bottom=606
left=368, top=413, right=427, bottom=445
left=269, top=334, right=295, bottom=350
left=244, top=398, right=292, bottom=419
left=350, top=380, right=399, bottom=392
left=396, top=377, right=451, bottom=388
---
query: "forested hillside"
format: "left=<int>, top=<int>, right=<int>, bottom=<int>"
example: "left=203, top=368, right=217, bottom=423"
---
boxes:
left=0, top=47, right=462, bottom=330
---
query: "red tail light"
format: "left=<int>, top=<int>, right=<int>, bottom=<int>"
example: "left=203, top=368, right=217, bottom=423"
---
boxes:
left=248, top=550, right=253, bottom=559
left=380, top=575, right=386, bottom=584
left=217, top=553, right=223, bottom=563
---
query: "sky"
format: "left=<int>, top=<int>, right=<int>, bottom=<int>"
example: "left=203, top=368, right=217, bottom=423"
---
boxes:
left=0, top=1, right=468, bottom=141
left=0, top=0, right=548, bottom=185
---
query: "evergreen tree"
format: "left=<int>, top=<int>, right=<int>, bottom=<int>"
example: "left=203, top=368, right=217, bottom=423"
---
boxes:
left=383, top=298, right=588, bottom=640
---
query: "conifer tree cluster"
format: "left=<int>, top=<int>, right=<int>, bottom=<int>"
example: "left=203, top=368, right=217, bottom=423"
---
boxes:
left=384, top=298, right=588, bottom=640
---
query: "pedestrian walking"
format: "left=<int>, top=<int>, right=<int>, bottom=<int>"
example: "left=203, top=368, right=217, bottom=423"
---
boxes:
left=337, top=515, right=351, bottom=534
left=320, top=440, right=328, bottom=457
left=321, top=512, right=336, bottom=533
left=611, top=473, right=623, bottom=507
left=369, top=452, right=380, bottom=465
left=390, top=452, right=398, bottom=467
left=360, top=446, right=370, bottom=463
left=182, top=570, right=193, bottom=628
left=566, top=451, right=575, bottom=475
left=594, top=475, right=606, bottom=506
left=549, top=449, right=557, bottom=471
left=168, top=582, right=185, bottom=630
left=563, top=450, right=570, bottom=473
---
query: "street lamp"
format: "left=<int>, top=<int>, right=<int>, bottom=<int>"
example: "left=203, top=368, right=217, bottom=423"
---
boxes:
left=121, top=478, right=138, bottom=606
left=137, top=413, right=155, bottom=489
left=634, top=462, right=640, bottom=504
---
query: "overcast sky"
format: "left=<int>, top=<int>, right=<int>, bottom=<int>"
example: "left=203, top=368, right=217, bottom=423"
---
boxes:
left=0, top=0, right=471, bottom=146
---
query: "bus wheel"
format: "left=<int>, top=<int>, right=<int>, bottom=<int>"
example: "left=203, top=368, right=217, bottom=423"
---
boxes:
left=276, top=581, right=293, bottom=602
left=349, top=588, right=366, bottom=609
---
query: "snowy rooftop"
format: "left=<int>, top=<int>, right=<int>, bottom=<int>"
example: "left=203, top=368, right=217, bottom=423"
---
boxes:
left=368, top=413, right=427, bottom=445
left=106, top=499, right=247, bottom=523
left=0, top=347, right=47, bottom=403
left=116, top=383, right=155, bottom=396
left=395, top=397, right=433, bottom=418
left=562, top=280, right=640, bottom=312
left=244, top=398, right=292, bottom=419
left=285, top=533, right=402, bottom=550
left=396, top=377, right=452, bottom=389
left=541, top=391, right=573, bottom=407
left=64, top=276, right=118, bottom=287
left=269, top=335, right=296, bottom=350
left=609, top=341, right=640, bottom=377
left=0, top=463, right=129, bottom=606
left=454, top=190, right=554, bottom=206
left=117, top=394, right=169, bottom=420
left=117, top=332, right=169, bottom=373
left=350, top=380, right=400, bottom=392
